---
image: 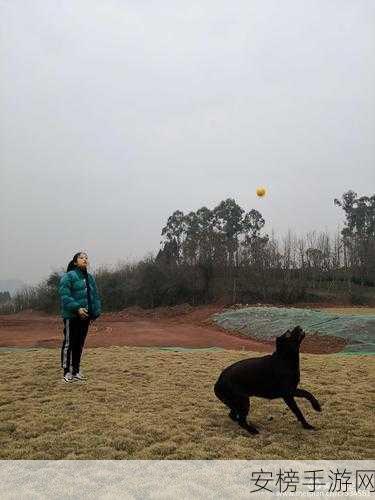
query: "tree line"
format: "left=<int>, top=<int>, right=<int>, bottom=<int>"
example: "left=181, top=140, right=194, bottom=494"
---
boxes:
left=1, top=190, right=374, bottom=314
left=0, top=292, right=11, bottom=305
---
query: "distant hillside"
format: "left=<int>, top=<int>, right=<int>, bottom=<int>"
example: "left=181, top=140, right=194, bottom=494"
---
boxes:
left=0, top=279, right=28, bottom=296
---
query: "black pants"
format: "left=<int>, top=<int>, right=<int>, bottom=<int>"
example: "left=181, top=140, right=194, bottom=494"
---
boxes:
left=61, top=317, right=90, bottom=374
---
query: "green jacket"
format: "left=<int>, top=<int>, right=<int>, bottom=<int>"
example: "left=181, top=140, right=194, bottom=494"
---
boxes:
left=59, top=268, right=101, bottom=320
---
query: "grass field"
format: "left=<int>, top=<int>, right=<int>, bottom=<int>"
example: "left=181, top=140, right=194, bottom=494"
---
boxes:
left=0, top=347, right=374, bottom=459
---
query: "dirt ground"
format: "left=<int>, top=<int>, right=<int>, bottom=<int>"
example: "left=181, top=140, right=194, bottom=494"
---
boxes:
left=0, top=304, right=350, bottom=354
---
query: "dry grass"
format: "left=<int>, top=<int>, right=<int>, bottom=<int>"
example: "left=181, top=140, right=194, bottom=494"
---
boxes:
left=0, top=347, right=374, bottom=459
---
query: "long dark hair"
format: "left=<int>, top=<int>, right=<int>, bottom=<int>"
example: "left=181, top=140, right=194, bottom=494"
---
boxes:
left=67, top=252, right=83, bottom=272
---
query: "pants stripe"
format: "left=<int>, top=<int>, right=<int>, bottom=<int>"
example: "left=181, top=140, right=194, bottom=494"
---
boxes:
left=62, top=319, right=71, bottom=371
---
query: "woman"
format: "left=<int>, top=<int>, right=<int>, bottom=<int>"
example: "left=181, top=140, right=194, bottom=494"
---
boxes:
left=59, top=252, right=101, bottom=382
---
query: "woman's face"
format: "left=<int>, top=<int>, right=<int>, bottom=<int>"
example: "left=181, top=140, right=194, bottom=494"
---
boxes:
left=75, top=253, right=88, bottom=269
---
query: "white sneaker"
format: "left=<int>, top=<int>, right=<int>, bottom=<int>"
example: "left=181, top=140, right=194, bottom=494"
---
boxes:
left=73, top=372, right=86, bottom=381
left=63, top=372, right=74, bottom=383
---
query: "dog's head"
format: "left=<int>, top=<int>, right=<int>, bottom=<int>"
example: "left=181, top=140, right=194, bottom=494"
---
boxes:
left=276, top=326, right=305, bottom=355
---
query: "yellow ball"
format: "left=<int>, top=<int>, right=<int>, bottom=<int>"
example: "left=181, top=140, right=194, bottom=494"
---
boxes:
left=256, top=186, right=267, bottom=197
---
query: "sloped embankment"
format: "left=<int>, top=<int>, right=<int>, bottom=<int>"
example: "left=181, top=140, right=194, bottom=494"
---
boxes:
left=213, top=307, right=375, bottom=354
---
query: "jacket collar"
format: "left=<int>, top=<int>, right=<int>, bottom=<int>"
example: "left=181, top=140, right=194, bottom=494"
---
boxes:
left=73, top=267, right=88, bottom=278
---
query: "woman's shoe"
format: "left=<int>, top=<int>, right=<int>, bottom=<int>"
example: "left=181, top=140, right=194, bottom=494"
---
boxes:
left=63, top=372, right=74, bottom=383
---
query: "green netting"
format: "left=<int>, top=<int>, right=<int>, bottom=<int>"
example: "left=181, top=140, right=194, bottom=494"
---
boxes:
left=213, top=307, right=375, bottom=354
left=0, top=347, right=41, bottom=352
left=145, top=347, right=225, bottom=352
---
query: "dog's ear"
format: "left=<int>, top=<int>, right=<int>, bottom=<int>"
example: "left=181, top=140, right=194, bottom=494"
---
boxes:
left=277, top=330, right=289, bottom=347
left=292, top=325, right=303, bottom=334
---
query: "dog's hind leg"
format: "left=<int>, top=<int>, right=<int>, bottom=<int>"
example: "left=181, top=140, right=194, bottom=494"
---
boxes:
left=236, top=397, right=259, bottom=435
left=214, top=379, right=238, bottom=417
left=283, top=396, right=315, bottom=430
left=294, top=388, right=321, bottom=412
left=214, top=380, right=258, bottom=434
left=214, top=378, right=230, bottom=406
left=214, top=380, right=241, bottom=420
left=228, top=409, right=238, bottom=421
left=228, top=392, right=259, bottom=435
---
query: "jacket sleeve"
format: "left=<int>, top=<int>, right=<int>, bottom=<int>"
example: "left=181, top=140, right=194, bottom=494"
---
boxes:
left=59, top=273, right=81, bottom=313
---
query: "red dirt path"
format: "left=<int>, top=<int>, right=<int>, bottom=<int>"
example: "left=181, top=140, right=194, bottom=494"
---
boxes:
left=0, top=305, right=347, bottom=354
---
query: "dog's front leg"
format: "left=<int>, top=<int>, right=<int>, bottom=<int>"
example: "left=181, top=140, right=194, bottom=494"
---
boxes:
left=283, top=396, right=315, bottom=430
left=294, top=388, right=321, bottom=412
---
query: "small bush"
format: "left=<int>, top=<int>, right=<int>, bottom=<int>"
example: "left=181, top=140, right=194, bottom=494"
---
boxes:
left=350, top=291, right=368, bottom=306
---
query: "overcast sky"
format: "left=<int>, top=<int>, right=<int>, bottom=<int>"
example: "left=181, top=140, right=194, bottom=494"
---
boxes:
left=1, top=0, right=374, bottom=285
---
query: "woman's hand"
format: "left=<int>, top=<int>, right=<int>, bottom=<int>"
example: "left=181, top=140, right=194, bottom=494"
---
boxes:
left=78, top=307, right=89, bottom=319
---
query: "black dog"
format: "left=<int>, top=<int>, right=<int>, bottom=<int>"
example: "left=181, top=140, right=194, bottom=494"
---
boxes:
left=214, top=326, right=321, bottom=434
